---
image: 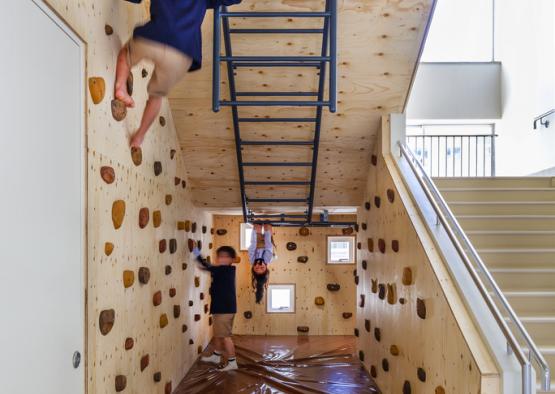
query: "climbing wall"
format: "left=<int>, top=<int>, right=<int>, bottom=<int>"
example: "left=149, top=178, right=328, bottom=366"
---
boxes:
left=212, top=215, right=356, bottom=335
left=44, top=1, right=213, bottom=393
left=355, top=123, right=501, bottom=393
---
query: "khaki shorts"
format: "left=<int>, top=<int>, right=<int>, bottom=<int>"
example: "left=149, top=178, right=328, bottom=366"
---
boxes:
left=212, top=314, right=235, bottom=338
left=127, top=38, right=193, bottom=97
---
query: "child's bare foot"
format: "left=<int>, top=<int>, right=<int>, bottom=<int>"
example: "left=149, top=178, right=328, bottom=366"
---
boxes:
left=130, top=132, right=145, bottom=148
left=115, top=85, right=135, bottom=108
left=114, top=46, right=136, bottom=108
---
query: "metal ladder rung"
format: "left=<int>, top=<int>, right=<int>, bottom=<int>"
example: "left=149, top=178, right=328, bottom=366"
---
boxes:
left=221, top=56, right=330, bottom=62
left=247, top=198, right=308, bottom=203
left=241, top=140, right=314, bottom=146
left=236, top=92, right=318, bottom=97
left=221, top=11, right=331, bottom=18
left=243, top=162, right=312, bottom=167
left=232, top=62, right=321, bottom=68
left=238, top=117, right=317, bottom=123
left=249, top=214, right=308, bottom=219
left=229, top=28, right=324, bottom=34
left=220, top=100, right=330, bottom=107
left=244, top=181, right=311, bottom=186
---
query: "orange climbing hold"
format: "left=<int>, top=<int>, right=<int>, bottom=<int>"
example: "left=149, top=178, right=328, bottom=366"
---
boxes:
left=112, top=200, right=126, bottom=230
left=88, top=77, right=106, bottom=104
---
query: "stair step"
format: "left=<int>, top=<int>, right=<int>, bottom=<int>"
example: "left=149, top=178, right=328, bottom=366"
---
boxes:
left=467, top=231, right=555, bottom=248
left=477, top=248, right=555, bottom=268
left=500, top=291, right=555, bottom=315
left=440, top=188, right=555, bottom=202
left=507, top=317, right=555, bottom=346
left=449, top=201, right=555, bottom=215
left=434, top=176, right=555, bottom=189
left=489, top=269, right=555, bottom=291
left=456, top=215, right=555, bottom=231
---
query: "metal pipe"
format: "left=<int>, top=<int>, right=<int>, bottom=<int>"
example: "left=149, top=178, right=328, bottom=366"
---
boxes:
left=220, top=11, right=331, bottom=17
left=329, top=0, right=337, bottom=113
left=238, top=117, right=317, bottom=123
left=240, top=140, right=314, bottom=146
left=221, top=55, right=331, bottom=62
left=249, top=221, right=356, bottom=227
left=212, top=6, right=222, bottom=112
left=236, top=91, right=318, bottom=97
left=231, top=62, right=321, bottom=68
left=230, top=28, right=324, bottom=34
left=533, top=108, right=555, bottom=129
left=247, top=198, right=308, bottom=203
left=244, top=181, right=311, bottom=186
left=220, top=100, right=330, bottom=107
left=243, top=162, right=312, bottom=167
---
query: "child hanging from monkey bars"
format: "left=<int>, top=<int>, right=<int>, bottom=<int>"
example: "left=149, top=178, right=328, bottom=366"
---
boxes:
left=248, top=224, right=276, bottom=303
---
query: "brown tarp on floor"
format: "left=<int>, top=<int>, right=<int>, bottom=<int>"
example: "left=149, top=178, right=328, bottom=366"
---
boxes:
left=176, top=335, right=380, bottom=394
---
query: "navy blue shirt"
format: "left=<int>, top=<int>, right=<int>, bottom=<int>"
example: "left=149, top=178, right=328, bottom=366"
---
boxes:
left=197, top=256, right=237, bottom=314
left=126, top=0, right=242, bottom=71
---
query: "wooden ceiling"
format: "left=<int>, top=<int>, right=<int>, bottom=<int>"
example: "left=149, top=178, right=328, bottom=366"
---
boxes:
left=169, top=0, right=434, bottom=210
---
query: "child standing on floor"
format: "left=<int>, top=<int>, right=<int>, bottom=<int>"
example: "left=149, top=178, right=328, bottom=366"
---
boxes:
left=118, top=0, right=242, bottom=147
left=193, top=245, right=238, bottom=371
left=248, top=224, right=275, bottom=303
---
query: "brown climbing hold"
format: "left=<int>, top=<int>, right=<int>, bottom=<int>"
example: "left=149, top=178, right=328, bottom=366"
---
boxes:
left=153, top=291, right=162, bottom=306
left=104, top=24, right=114, bottom=35
left=299, top=227, right=309, bottom=236
left=126, top=73, right=133, bottom=96
left=354, top=275, right=359, bottom=285
left=209, top=243, right=213, bottom=250
left=361, top=260, right=367, bottom=270
left=165, top=265, right=172, bottom=275
left=390, top=345, right=400, bottom=356
left=216, top=229, right=227, bottom=235
left=354, top=223, right=360, bottom=232
left=115, top=375, right=127, bottom=392
left=173, top=305, right=180, bottom=318
left=104, top=242, right=114, bottom=256
left=378, top=239, right=386, bottom=253
left=194, top=276, right=200, bottom=287
left=387, top=283, right=397, bottom=305
left=342, top=312, right=352, bottom=319
left=417, top=298, right=427, bottom=319
left=387, top=189, right=395, bottom=203
left=111, top=99, right=127, bottom=121
left=153, top=372, right=162, bottom=382
left=130, top=146, right=142, bottom=166
left=169, top=288, right=176, bottom=298
left=327, top=283, right=340, bottom=292
left=200, top=292, right=205, bottom=300
left=140, top=354, right=149, bottom=372
left=374, top=196, right=381, bottom=208
left=112, top=200, right=126, bottom=230
left=378, top=283, right=386, bottom=299
left=370, top=365, right=377, bottom=378
left=357, top=242, right=362, bottom=250
left=182, top=263, right=188, bottom=270
left=315, top=296, right=325, bottom=306
left=123, top=270, right=134, bottom=288
left=194, top=314, right=201, bottom=321
left=368, top=238, right=374, bottom=252
left=187, top=239, right=194, bottom=253
left=297, top=326, right=309, bottom=333
left=342, top=227, right=354, bottom=235
left=165, top=195, right=172, bottom=205
left=417, top=367, right=426, bottom=382
left=138, top=267, right=150, bottom=284
left=402, top=381, right=411, bottom=394
left=169, top=238, right=177, bottom=254
left=159, top=116, right=166, bottom=127
left=354, top=328, right=359, bottom=337
left=371, top=278, right=378, bottom=293
left=382, top=358, right=389, bottom=372
left=182, top=324, right=188, bottom=333
left=358, top=350, right=365, bottom=362
left=174, top=177, right=181, bottom=186
left=100, top=166, right=115, bottom=184
left=142, top=68, right=148, bottom=78
left=435, top=386, right=446, bottom=394
left=189, top=339, right=194, bottom=345
left=188, top=300, right=193, bottom=307
left=244, top=311, right=252, bottom=319
left=374, top=327, right=381, bottom=342
left=139, top=207, right=149, bottom=229
left=191, top=222, right=197, bottom=233
left=392, top=240, right=400, bottom=253
left=402, top=267, right=413, bottom=285
left=159, top=239, right=167, bottom=253
left=159, top=314, right=169, bottom=328
left=88, top=77, right=106, bottom=104
left=359, top=294, right=365, bottom=307
left=361, top=223, right=367, bottom=230
left=181, top=180, right=186, bottom=189
left=170, top=149, right=176, bottom=159
left=99, top=309, right=115, bottom=336
left=124, top=337, right=134, bottom=350
left=365, top=319, right=371, bottom=332
left=202, top=225, right=207, bottom=234
left=371, top=154, right=378, bottom=166
left=204, top=304, right=209, bottom=314
left=154, top=161, right=162, bottom=176
left=297, top=256, right=308, bottom=263
left=153, top=210, right=161, bottom=228
left=286, top=242, right=297, bottom=251
left=364, top=201, right=371, bottom=210
left=165, top=382, right=172, bottom=394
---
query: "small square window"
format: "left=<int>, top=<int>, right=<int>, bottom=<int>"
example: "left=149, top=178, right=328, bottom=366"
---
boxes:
left=240, top=223, right=253, bottom=251
left=267, top=284, right=295, bottom=313
left=327, top=236, right=356, bottom=264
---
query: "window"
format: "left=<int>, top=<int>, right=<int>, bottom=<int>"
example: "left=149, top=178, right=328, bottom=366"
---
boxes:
left=327, top=236, right=356, bottom=265
left=239, top=223, right=253, bottom=251
left=267, top=284, right=295, bottom=313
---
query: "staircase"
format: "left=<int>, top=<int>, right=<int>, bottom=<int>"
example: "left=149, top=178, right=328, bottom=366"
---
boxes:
left=436, top=177, right=555, bottom=392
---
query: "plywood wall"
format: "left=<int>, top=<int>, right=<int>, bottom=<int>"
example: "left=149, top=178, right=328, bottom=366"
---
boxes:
left=355, top=122, right=500, bottom=393
left=212, top=215, right=356, bottom=335
left=43, top=1, right=212, bottom=393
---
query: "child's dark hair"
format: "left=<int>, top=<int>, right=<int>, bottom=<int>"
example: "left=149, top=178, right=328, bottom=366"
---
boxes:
left=216, top=245, right=237, bottom=259
left=252, top=264, right=270, bottom=304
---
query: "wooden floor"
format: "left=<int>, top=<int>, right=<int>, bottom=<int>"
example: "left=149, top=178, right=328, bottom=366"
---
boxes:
left=175, top=335, right=380, bottom=394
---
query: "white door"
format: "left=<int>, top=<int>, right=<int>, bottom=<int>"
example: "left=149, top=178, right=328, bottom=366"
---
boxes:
left=0, top=1, right=85, bottom=393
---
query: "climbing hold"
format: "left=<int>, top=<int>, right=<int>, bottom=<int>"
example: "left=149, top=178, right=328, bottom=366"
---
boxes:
left=358, top=350, right=365, bottom=362
left=189, top=339, right=194, bottom=345
left=342, top=312, right=352, bottom=319
left=378, top=239, right=386, bottom=253
left=202, top=225, right=207, bottom=234
left=387, top=283, right=397, bottom=305
left=435, top=386, right=446, bottom=394
left=153, top=291, right=162, bottom=306
left=100, top=166, right=115, bottom=184
left=188, top=300, right=193, bottom=307
left=111, top=99, right=127, bottom=121
left=112, top=200, right=126, bottom=230
left=130, top=147, right=142, bottom=166
left=354, top=223, right=360, bottom=232
left=159, top=116, right=166, bottom=127
left=138, top=267, right=150, bottom=284
left=361, top=223, right=367, bottom=230
left=200, top=293, right=204, bottom=300
left=244, top=311, right=252, bottom=319
left=368, top=238, right=374, bottom=252
left=104, top=24, right=114, bottom=35
left=370, top=365, right=377, bottom=378
left=182, top=263, right=188, bottom=270
left=297, top=326, right=309, bottom=333
left=165, top=382, right=172, bottom=394
left=354, top=328, right=359, bottom=337
left=152, top=210, right=161, bottom=228
left=115, top=375, right=127, bottom=392
left=194, top=314, right=201, bottom=321
left=361, top=260, right=367, bottom=270
left=88, top=77, right=106, bottom=104
left=286, top=242, right=297, bottom=251
left=387, top=189, right=395, bottom=203
left=382, top=358, right=389, bottom=372
left=357, top=242, right=362, bottom=250
left=187, top=239, right=194, bottom=253
left=173, top=305, right=180, bottom=318
left=124, top=337, right=134, bottom=350
left=142, top=68, right=148, bottom=78
left=354, top=275, right=359, bottom=285
left=159, top=239, right=167, bottom=253
left=365, top=319, right=371, bottom=332
left=374, top=196, right=381, bottom=208
left=371, top=278, right=378, bottom=293
left=402, top=267, right=413, bottom=285
left=184, top=221, right=191, bottom=231
left=153, top=372, right=162, bottom=382
left=140, top=354, right=149, bottom=372
left=209, top=243, right=213, bottom=250
left=182, top=324, right=188, bottom=332
left=139, top=207, right=149, bottom=229
left=169, top=288, right=176, bottom=297
left=191, top=222, right=197, bottom=233
left=204, top=304, right=209, bottom=314
left=99, top=309, right=115, bottom=336
left=159, top=314, right=169, bottom=328
left=297, top=256, right=308, bottom=263
left=165, top=265, right=172, bottom=275
left=359, top=294, right=365, bottom=307
left=374, top=327, right=381, bottom=342
left=378, top=283, right=386, bottom=299
left=165, top=195, right=172, bottom=205
left=314, top=296, right=325, bottom=306
left=123, top=270, right=134, bottom=288
left=390, top=345, right=400, bottom=356
left=364, top=201, right=371, bottom=210
left=299, top=227, right=309, bottom=236
left=177, top=221, right=186, bottom=230
left=126, top=73, right=133, bottom=96
left=169, top=238, right=177, bottom=254
left=417, top=298, right=427, bottom=319
left=371, top=154, right=378, bottom=166
left=392, top=240, right=400, bottom=253
left=194, top=277, right=200, bottom=287
left=154, top=161, right=162, bottom=176
left=327, top=283, right=340, bottom=292
left=342, top=227, right=354, bottom=235
left=170, top=149, right=176, bottom=159
left=216, top=229, right=227, bottom=235
left=402, top=381, right=411, bottom=394
left=174, top=177, right=181, bottom=186
left=104, top=242, right=114, bottom=256
left=417, top=367, right=426, bottom=382
left=181, top=180, right=186, bottom=189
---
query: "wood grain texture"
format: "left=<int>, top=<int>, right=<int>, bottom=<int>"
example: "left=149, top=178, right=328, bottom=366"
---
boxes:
left=212, top=215, right=356, bottom=335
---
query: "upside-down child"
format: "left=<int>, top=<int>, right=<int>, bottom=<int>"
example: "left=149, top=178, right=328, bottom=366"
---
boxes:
left=248, top=224, right=275, bottom=303
left=117, top=0, right=242, bottom=147
left=193, top=245, right=238, bottom=371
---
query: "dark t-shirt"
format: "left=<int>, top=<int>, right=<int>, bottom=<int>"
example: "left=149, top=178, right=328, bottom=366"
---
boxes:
left=197, top=256, right=237, bottom=314
left=126, top=0, right=242, bottom=71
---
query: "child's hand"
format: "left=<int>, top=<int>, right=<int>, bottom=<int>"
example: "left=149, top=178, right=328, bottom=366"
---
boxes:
left=192, top=247, right=201, bottom=258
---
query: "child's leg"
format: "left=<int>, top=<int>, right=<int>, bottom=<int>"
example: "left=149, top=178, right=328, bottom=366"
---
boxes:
left=129, top=95, right=162, bottom=148
left=114, top=45, right=135, bottom=108
left=222, top=337, right=236, bottom=359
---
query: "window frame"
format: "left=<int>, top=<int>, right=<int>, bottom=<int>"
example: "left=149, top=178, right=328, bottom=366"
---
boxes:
left=326, top=235, right=356, bottom=265
left=266, top=284, right=296, bottom=314
left=239, top=222, right=253, bottom=251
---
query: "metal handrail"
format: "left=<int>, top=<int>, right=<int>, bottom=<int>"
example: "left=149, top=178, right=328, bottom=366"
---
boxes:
left=533, top=109, right=555, bottom=129
left=398, top=142, right=551, bottom=393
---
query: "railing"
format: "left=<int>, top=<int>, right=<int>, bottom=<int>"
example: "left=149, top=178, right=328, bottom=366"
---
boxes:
left=398, top=142, right=550, bottom=394
left=406, top=133, right=497, bottom=177
left=533, top=109, right=555, bottom=129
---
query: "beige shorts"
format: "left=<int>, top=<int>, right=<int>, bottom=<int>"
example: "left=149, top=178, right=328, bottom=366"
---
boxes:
left=212, top=314, right=235, bottom=338
left=127, top=38, right=193, bottom=97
